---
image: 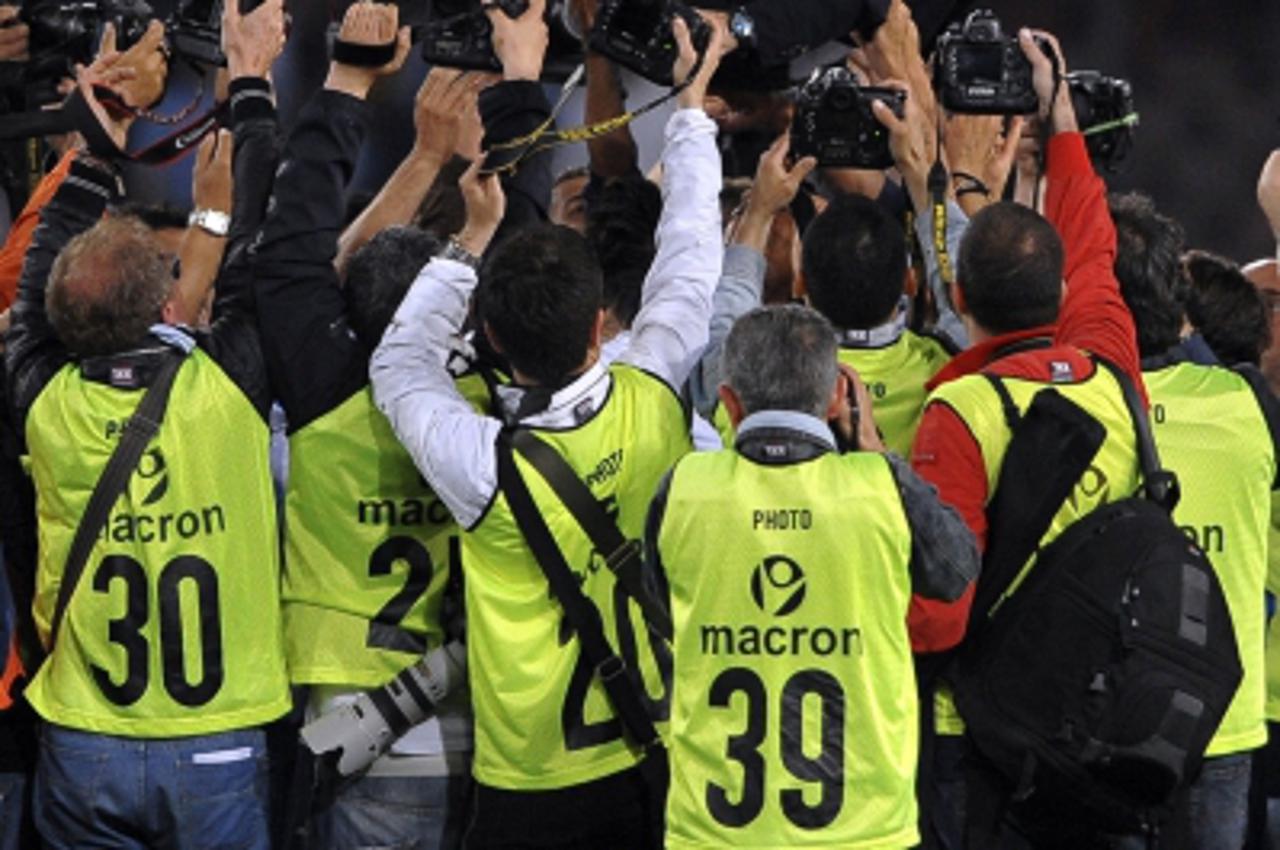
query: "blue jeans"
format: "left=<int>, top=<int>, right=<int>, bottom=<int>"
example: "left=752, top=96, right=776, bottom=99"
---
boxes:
left=312, top=772, right=472, bottom=850
left=0, top=772, right=27, bottom=850
left=1111, top=752, right=1252, bottom=850
left=34, top=724, right=271, bottom=850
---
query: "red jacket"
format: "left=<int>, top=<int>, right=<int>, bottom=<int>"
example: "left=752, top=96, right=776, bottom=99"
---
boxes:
left=907, top=132, right=1144, bottom=653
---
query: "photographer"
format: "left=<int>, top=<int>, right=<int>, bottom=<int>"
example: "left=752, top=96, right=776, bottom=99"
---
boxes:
left=1111, top=202, right=1280, bottom=850
left=249, top=4, right=480, bottom=847
left=4, top=3, right=290, bottom=845
left=651, top=304, right=975, bottom=849
left=371, top=10, right=726, bottom=846
left=891, top=27, right=1146, bottom=848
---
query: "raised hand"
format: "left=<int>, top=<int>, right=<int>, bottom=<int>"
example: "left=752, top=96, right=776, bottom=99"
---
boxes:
left=673, top=13, right=727, bottom=110
left=488, top=0, right=548, bottom=82
left=222, top=0, right=287, bottom=80
left=326, top=2, right=411, bottom=99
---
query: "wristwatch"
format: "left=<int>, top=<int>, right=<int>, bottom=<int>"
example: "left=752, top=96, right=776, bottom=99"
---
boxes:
left=188, top=208, right=231, bottom=238
left=729, top=7, right=757, bottom=50
left=441, top=236, right=482, bottom=270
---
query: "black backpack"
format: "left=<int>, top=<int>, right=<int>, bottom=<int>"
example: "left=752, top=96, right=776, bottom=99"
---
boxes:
left=951, top=358, right=1243, bottom=838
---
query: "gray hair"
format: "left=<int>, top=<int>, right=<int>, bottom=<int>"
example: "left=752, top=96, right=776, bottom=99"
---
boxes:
left=721, top=304, right=838, bottom=419
left=47, top=216, right=173, bottom=358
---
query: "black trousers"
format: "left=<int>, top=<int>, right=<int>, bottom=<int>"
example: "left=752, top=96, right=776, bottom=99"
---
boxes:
left=463, top=751, right=667, bottom=850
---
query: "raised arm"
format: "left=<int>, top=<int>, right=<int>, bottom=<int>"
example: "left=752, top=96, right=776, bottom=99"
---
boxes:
left=5, top=26, right=167, bottom=423
left=336, top=68, right=489, bottom=275
left=248, top=0, right=409, bottom=428
left=688, top=134, right=814, bottom=417
left=617, top=17, right=727, bottom=389
left=573, top=0, right=640, bottom=180
left=1024, top=30, right=1140, bottom=389
left=371, top=161, right=506, bottom=530
left=167, top=130, right=233, bottom=325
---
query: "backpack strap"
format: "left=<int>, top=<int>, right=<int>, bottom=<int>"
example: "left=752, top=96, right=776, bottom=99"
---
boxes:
left=495, top=433, right=663, bottom=753
left=43, top=349, right=186, bottom=661
left=508, top=429, right=673, bottom=642
left=1093, top=358, right=1180, bottom=513
left=971, top=373, right=1106, bottom=628
left=983, top=373, right=1022, bottom=431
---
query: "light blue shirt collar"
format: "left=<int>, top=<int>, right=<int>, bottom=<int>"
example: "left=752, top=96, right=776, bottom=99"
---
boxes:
left=149, top=323, right=197, bottom=354
left=737, top=409, right=836, bottom=449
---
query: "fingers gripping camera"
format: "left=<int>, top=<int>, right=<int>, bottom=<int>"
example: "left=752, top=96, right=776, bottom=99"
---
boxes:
left=300, top=640, right=467, bottom=778
left=790, top=66, right=904, bottom=170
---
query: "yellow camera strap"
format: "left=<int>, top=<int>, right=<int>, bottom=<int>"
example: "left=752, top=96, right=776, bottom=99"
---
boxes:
left=483, top=58, right=699, bottom=175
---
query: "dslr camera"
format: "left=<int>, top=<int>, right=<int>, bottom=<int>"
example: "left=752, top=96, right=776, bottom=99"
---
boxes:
left=790, top=66, right=904, bottom=170
left=935, top=9, right=1040, bottom=116
left=416, top=0, right=579, bottom=80
left=1068, top=70, right=1137, bottom=171
left=417, top=0, right=528, bottom=73
left=8, top=0, right=227, bottom=110
left=587, top=0, right=709, bottom=87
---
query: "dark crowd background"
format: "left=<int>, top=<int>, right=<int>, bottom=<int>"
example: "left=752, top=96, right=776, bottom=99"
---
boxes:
left=124, top=0, right=1280, bottom=265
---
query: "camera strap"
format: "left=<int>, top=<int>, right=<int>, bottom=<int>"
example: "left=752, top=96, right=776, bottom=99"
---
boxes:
left=483, top=60, right=698, bottom=175
left=64, top=85, right=229, bottom=166
left=331, top=37, right=399, bottom=68
left=495, top=431, right=665, bottom=753
left=41, top=349, right=187, bottom=665
left=927, top=156, right=955, bottom=287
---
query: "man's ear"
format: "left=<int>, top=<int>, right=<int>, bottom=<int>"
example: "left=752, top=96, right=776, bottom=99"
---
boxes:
left=903, top=266, right=919, bottom=299
left=825, top=372, right=847, bottom=422
left=161, top=298, right=181, bottom=327
left=718, top=383, right=746, bottom=428
left=590, top=308, right=606, bottom=349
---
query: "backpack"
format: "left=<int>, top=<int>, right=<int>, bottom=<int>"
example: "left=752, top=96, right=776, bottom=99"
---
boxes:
left=951, top=358, right=1243, bottom=838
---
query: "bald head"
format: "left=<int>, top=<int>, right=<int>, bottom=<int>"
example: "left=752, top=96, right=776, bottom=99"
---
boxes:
left=47, top=216, right=174, bottom=358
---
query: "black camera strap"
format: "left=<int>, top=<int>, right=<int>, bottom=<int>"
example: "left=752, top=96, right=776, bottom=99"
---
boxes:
left=508, top=429, right=673, bottom=641
left=495, top=431, right=664, bottom=753
left=331, top=37, right=398, bottom=68
left=42, top=350, right=186, bottom=663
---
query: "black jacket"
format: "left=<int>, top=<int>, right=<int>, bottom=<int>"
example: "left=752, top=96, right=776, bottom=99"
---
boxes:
left=250, top=80, right=552, bottom=433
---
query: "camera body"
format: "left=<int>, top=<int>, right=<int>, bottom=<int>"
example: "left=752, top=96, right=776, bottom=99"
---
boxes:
left=1069, top=70, right=1137, bottom=171
left=13, top=0, right=226, bottom=109
left=790, top=66, right=903, bottom=170
left=418, top=0, right=528, bottom=73
left=935, top=9, right=1037, bottom=116
left=587, top=0, right=710, bottom=87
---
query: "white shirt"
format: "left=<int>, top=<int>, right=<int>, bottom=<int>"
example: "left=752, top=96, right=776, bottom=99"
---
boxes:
left=371, top=108, right=723, bottom=529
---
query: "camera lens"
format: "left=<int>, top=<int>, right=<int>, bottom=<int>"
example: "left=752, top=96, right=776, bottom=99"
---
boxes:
left=828, top=88, right=855, bottom=111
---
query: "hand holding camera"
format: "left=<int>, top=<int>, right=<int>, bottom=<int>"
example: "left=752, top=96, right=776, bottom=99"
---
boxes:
left=326, top=2, right=411, bottom=100
left=221, top=0, right=286, bottom=81
left=832, top=363, right=884, bottom=454
left=72, top=19, right=168, bottom=150
left=1017, top=28, right=1076, bottom=133
left=672, top=11, right=722, bottom=108
left=590, top=0, right=711, bottom=87
left=0, top=5, right=29, bottom=62
left=488, top=0, right=548, bottom=81
left=111, top=17, right=168, bottom=110
left=793, top=66, right=903, bottom=171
